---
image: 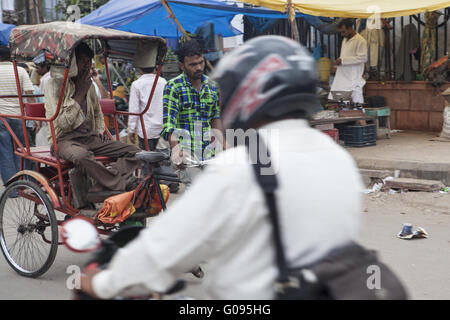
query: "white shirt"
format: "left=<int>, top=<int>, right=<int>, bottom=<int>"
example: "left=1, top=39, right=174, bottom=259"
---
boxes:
left=127, top=74, right=167, bottom=140
left=39, top=71, right=51, bottom=94
left=329, top=33, right=367, bottom=100
left=0, top=62, right=34, bottom=115
left=2, top=0, right=15, bottom=11
left=93, top=119, right=363, bottom=299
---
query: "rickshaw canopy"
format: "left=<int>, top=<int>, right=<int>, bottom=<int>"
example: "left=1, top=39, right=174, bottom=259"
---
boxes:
left=236, top=0, right=450, bottom=18
left=9, top=21, right=167, bottom=66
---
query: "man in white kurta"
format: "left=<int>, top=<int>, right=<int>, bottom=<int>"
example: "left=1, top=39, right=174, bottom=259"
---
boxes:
left=127, top=67, right=167, bottom=150
left=329, top=19, right=368, bottom=104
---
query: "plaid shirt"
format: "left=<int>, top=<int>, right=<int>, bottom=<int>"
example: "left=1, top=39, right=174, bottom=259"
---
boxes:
left=161, top=73, right=220, bottom=160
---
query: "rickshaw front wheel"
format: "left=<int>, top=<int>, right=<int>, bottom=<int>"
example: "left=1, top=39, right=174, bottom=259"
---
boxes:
left=0, top=180, right=58, bottom=278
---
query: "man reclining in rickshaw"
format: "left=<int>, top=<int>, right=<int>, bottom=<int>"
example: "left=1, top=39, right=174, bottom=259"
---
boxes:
left=45, top=41, right=154, bottom=199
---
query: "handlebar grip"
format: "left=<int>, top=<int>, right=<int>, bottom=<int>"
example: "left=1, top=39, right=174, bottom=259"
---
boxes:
left=84, top=262, right=99, bottom=272
left=73, top=289, right=100, bottom=300
left=165, top=280, right=186, bottom=295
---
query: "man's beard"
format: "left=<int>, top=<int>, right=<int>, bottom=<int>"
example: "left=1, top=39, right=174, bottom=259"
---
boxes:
left=188, top=70, right=203, bottom=80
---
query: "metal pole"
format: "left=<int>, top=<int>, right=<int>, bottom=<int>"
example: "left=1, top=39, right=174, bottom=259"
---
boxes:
left=418, top=14, right=421, bottom=72
left=160, top=0, right=214, bottom=71
left=287, top=0, right=299, bottom=42
left=161, top=0, right=188, bottom=36
left=435, top=24, right=439, bottom=61
left=49, top=68, right=70, bottom=154
left=327, top=34, right=331, bottom=58
left=393, top=18, right=396, bottom=78
left=109, top=63, right=129, bottom=94
left=104, top=52, right=114, bottom=99
left=33, top=0, right=40, bottom=24
left=25, top=0, right=30, bottom=24
left=445, top=9, right=448, bottom=56
left=12, top=60, right=31, bottom=154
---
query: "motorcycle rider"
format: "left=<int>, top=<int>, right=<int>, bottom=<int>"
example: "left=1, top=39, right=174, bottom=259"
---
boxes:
left=80, top=35, right=363, bottom=299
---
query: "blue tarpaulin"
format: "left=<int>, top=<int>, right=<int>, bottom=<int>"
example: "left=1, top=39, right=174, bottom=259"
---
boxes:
left=80, top=0, right=306, bottom=38
left=0, top=23, right=15, bottom=45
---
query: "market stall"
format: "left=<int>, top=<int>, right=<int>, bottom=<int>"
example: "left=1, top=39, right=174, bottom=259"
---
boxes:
left=239, top=0, right=450, bottom=144
left=0, top=23, right=14, bottom=45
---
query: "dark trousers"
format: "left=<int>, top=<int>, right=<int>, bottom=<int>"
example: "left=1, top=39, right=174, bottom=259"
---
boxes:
left=138, top=137, right=159, bottom=176
left=0, top=118, right=25, bottom=184
left=138, top=137, right=159, bottom=151
left=55, top=132, right=141, bottom=191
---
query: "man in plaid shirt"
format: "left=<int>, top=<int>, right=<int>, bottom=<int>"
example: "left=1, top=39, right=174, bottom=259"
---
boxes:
left=161, top=40, right=225, bottom=184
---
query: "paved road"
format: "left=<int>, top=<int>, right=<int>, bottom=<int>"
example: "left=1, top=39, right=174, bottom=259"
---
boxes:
left=359, top=191, right=450, bottom=300
left=0, top=189, right=448, bottom=299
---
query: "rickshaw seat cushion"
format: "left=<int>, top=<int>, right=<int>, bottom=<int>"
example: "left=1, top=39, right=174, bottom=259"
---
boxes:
left=99, top=99, right=116, bottom=115
left=29, top=145, right=50, bottom=153
left=25, top=103, right=46, bottom=118
left=32, top=152, right=71, bottom=166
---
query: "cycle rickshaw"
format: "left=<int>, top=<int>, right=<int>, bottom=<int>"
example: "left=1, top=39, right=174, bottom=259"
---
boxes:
left=0, top=22, right=179, bottom=278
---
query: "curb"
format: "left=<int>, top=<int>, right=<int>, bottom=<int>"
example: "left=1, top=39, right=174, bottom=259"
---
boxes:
left=354, top=158, right=450, bottom=186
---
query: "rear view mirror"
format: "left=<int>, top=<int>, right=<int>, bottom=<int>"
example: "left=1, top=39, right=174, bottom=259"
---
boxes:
left=60, top=217, right=101, bottom=252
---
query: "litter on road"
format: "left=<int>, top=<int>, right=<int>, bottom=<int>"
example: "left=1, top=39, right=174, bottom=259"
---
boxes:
left=397, top=223, right=429, bottom=240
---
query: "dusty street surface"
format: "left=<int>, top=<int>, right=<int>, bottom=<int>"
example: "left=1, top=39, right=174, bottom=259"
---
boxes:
left=0, top=188, right=448, bottom=299
left=359, top=191, right=450, bottom=300
left=347, top=131, right=450, bottom=164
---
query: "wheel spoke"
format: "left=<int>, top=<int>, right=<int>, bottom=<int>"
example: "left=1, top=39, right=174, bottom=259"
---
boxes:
left=14, top=236, right=26, bottom=269
left=8, top=233, right=23, bottom=257
left=30, top=233, right=47, bottom=267
left=27, top=237, right=38, bottom=271
left=2, top=198, right=20, bottom=227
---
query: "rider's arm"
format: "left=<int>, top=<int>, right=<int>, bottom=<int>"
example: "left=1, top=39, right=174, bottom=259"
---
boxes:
left=91, top=162, right=247, bottom=299
left=211, top=118, right=226, bottom=151
left=210, top=88, right=226, bottom=150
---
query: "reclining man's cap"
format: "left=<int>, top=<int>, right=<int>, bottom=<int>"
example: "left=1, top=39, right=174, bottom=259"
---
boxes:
left=133, top=41, right=158, bottom=69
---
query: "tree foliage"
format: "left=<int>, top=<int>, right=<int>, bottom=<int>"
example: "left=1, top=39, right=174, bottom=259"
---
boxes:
left=55, top=0, right=109, bottom=19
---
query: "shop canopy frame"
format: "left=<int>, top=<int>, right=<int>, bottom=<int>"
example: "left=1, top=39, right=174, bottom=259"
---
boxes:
left=236, top=0, right=450, bottom=18
left=79, top=0, right=313, bottom=39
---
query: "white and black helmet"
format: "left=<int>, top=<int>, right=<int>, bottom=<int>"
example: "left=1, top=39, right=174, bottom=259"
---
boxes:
left=212, top=35, right=321, bottom=130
